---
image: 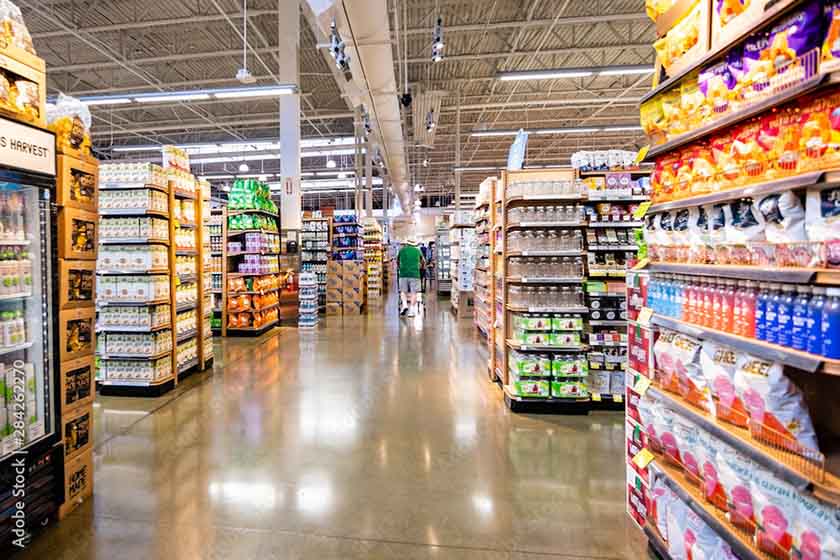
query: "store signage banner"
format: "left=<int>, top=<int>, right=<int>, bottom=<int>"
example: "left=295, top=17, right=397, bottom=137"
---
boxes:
left=0, top=117, right=55, bottom=176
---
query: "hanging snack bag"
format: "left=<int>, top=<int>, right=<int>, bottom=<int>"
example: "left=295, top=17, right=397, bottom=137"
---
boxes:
left=673, top=416, right=700, bottom=477
left=718, top=441, right=757, bottom=531
left=805, top=186, right=840, bottom=242
left=697, top=429, right=725, bottom=507
left=774, top=106, right=803, bottom=175
left=757, top=191, right=807, bottom=243
left=794, top=492, right=840, bottom=560
left=700, top=342, right=748, bottom=426
left=751, top=469, right=798, bottom=557
left=726, top=198, right=766, bottom=244
left=732, top=120, right=768, bottom=183
left=734, top=355, right=820, bottom=453
left=659, top=211, right=675, bottom=247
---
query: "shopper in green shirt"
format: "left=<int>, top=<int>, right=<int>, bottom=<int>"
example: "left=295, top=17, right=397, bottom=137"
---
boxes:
left=397, top=239, right=426, bottom=317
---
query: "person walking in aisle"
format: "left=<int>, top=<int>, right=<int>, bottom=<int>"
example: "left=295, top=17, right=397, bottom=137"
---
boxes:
left=419, top=243, right=432, bottom=292
left=397, top=238, right=425, bottom=317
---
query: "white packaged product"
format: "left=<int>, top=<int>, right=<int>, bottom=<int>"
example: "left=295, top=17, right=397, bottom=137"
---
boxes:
left=670, top=334, right=708, bottom=412
left=673, top=416, right=699, bottom=478
left=653, top=329, right=679, bottom=388
left=794, top=493, right=840, bottom=560
left=805, top=186, right=840, bottom=242
left=717, top=441, right=756, bottom=531
left=666, top=495, right=690, bottom=560
left=684, top=507, right=727, bottom=559
left=757, top=191, right=807, bottom=243
left=733, top=355, right=819, bottom=453
left=671, top=208, right=690, bottom=246
left=706, top=203, right=728, bottom=245
left=696, top=429, right=723, bottom=505
left=657, top=212, right=675, bottom=246
left=751, top=468, right=798, bottom=557
left=699, top=341, right=748, bottom=427
left=687, top=206, right=709, bottom=247
left=726, top=198, right=766, bottom=244
left=650, top=476, right=675, bottom=541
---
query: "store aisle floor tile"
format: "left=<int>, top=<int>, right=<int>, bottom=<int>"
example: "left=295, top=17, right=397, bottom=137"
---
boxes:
left=17, top=295, right=645, bottom=559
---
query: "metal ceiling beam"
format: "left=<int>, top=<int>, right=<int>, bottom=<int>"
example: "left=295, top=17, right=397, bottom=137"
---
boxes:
left=30, top=10, right=278, bottom=39
left=396, top=12, right=647, bottom=35
left=48, top=47, right=281, bottom=73
left=404, top=43, right=650, bottom=63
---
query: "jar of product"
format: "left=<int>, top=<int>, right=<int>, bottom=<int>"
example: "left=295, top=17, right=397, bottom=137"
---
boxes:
left=807, top=287, right=826, bottom=356
left=821, top=288, right=840, bottom=359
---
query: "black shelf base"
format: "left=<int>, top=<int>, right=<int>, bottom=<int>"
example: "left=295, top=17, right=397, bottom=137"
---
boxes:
left=97, top=378, right=175, bottom=398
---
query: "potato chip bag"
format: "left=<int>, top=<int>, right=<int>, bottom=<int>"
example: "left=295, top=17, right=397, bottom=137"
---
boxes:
left=794, top=493, right=840, bottom=560
left=727, top=197, right=766, bottom=244
left=805, top=186, right=840, bottom=242
left=696, top=429, right=725, bottom=506
left=701, top=342, right=748, bottom=426
left=684, top=507, right=726, bottom=559
left=734, top=356, right=820, bottom=453
left=681, top=73, right=707, bottom=128
left=667, top=495, right=690, bottom=558
left=661, top=87, right=686, bottom=137
left=751, top=469, right=798, bottom=557
left=741, top=32, right=773, bottom=95
left=732, top=120, right=767, bottom=181
left=688, top=143, right=715, bottom=195
left=766, top=2, right=822, bottom=78
left=757, top=191, right=807, bottom=243
left=711, top=130, right=740, bottom=189
left=718, top=440, right=757, bottom=531
left=775, top=107, right=802, bottom=174
left=800, top=95, right=835, bottom=170
left=823, top=1, right=840, bottom=67
left=673, top=416, right=700, bottom=477
left=650, top=475, right=676, bottom=540
left=699, top=59, right=737, bottom=116
left=653, top=153, right=680, bottom=201
left=707, top=203, right=729, bottom=246
left=641, top=97, right=667, bottom=143
left=715, top=0, right=748, bottom=27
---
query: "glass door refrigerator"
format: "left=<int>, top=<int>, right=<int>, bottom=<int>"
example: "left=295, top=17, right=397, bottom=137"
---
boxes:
left=0, top=121, right=63, bottom=551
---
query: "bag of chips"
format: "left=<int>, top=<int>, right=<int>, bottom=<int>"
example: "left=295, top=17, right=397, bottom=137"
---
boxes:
left=805, top=186, right=840, bottom=242
left=653, top=329, right=680, bottom=391
left=757, top=191, right=807, bottom=243
left=717, top=441, right=757, bottom=532
left=673, top=416, right=700, bottom=478
left=697, top=429, right=725, bottom=506
left=700, top=342, right=748, bottom=427
left=751, top=468, right=798, bottom=557
left=794, top=492, right=840, bottom=560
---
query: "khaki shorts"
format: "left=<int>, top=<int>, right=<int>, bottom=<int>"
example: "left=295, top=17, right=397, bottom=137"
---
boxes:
left=399, top=278, right=421, bottom=293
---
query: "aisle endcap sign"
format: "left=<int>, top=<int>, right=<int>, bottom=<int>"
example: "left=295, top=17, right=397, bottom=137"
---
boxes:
left=0, top=116, right=55, bottom=176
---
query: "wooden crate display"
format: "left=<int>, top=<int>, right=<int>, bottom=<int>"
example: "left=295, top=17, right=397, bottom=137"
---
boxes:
left=62, top=404, right=92, bottom=462
left=0, top=47, right=46, bottom=128
left=59, top=449, right=94, bottom=520
left=58, top=259, right=95, bottom=310
left=60, top=355, right=93, bottom=417
left=56, top=155, right=98, bottom=213
left=58, top=307, right=95, bottom=363
left=58, top=207, right=98, bottom=261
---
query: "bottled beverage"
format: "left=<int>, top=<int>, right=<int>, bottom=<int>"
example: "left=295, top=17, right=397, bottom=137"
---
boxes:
left=807, top=287, right=826, bottom=355
left=700, top=279, right=713, bottom=327
left=732, top=281, right=745, bottom=335
left=720, top=280, right=736, bottom=333
left=755, top=282, right=769, bottom=340
left=822, top=288, right=840, bottom=359
left=764, top=283, right=782, bottom=345
left=776, top=285, right=795, bottom=348
left=790, top=286, right=810, bottom=352
left=711, top=280, right=723, bottom=331
left=741, top=281, right=757, bottom=338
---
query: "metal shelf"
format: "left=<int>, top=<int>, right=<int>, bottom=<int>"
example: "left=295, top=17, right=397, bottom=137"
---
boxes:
left=227, top=208, right=279, bottom=218
left=588, top=320, right=627, bottom=326
left=97, top=268, right=169, bottom=275
left=505, top=193, right=584, bottom=204
left=587, top=221, right=644, bottom=228
left=98, top=349, right=172, bottom=361
left=0, top=292, right=32, bottom=302
left=97, top=323, right=171, bottom=333
left=650, top=313, right=840, bottom=375
left=100, top=237, right=169, bottom=246
left=175, top=302, right=198, bottom=313
left=506, top=276, right=584, bottom=284
left=506, top=339, right=586, bottom=352
left=97, top=298, right=170, bottom=307
left=99, top=182, right=169, bottom=193
left=647, top=261, right=840, bottom=285
left=99, top=208, right=169, bottom=218
left=505, top=304, right=588, bottom=313
left=176, top=329, right=197, bottom=344
left=506, top=250, right=583, bottom=257
left=506, top=221, right=583, bottom=230
left=588, top=245, right=639, bottom=251
left=0, top=341, right=33, bottom=357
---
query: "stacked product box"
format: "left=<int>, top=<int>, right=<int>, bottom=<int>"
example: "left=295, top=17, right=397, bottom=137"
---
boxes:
left=326, top=260, right=343, bottom=316
left=342, top=260, right=366, bottom=315
left=298, top=272, right=319, bottom=328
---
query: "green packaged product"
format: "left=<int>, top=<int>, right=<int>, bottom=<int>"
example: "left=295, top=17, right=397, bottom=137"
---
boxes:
left=553, top=356, right=588, bottom=377
left=508, top=351, right=551, bottom=376
left=510, top=378, right=550, bottom=398
left=551, top=316, right=583, bottom=331
left=551, top=380, right=588, bottom=398
left=516, top=330, right=552, bottom=345
left=514, top=314, right=552, bottom=331
left=550, top=332, right=581, bottom=346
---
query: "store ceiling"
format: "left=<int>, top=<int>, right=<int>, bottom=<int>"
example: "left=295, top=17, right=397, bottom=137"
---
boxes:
left=22, top=0, right=654, bottom=198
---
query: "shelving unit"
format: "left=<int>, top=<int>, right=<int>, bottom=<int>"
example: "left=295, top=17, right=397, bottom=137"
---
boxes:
left=301, top=216, right=331, bottom=312
left=327, top=215, right=366, bottom=316
left=197, top=180, right=214, bottom=369
left=363, top=219, right=384, bottom=304
left=435, top=224, right=451, bottom=295
left=473, top=178, right=494, bottom=345
left=628, top=2, right=840, bottom=556
left=222, top=180, right=281, bottom=335
left=449, top=222, right=475, bottom=317
left=298, top=272, right=318, bottom=328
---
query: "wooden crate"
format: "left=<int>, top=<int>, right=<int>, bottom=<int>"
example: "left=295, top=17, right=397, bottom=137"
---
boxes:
left=56, top=155, right=98, bottom=213
left=0, top=45, right=46, bottom=128
left=58, top=448, right=94, bottom=520
left=60, top=355, right=94, bottom=418
left=58, top=259, right=95, bottom=310
left=58, top=307, right=95, bottom=363
left=62, top=404, right=92, bottom=462
left=58, top=207, right=98, bottom=260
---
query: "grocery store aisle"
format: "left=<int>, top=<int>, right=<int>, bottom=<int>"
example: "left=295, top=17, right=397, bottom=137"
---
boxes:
left=21, top=295, right=644, bottom=560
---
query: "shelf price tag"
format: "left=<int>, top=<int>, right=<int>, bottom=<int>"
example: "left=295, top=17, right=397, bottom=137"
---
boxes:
left=634, top=146, right=650, bottom=165
left=633, top=375, right=652, bottom=395
left=591, top=393, right=602, bottom=402
left=632, top=448, right=655, bottom=469
left=637, top=307, right=653, bottom=326
left=613, top=394, right=623, bottom=403
left=632, top=201, right=652, bottom=220
left=632, top=258, right=649, bottom=270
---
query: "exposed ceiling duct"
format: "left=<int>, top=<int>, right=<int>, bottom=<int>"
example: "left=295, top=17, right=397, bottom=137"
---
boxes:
left=307, top=0, right=410, bottom=213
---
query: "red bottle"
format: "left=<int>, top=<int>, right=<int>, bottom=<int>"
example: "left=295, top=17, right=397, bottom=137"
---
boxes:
left=741, top=280, right=757, bottom=338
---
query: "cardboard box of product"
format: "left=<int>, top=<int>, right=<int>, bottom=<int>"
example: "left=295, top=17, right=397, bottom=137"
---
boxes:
left=342, top=260, right=363, bottom=275
left=343, top=302, right=362, bottom=315
left=326, top=274, right=343, bottom=290
left=326, top=286, right=343, bottom=302
left=326, top=302, right=342, bottom=316
left=59, top=448, right=94, bottom=520
left=327, top=260, right=343, bottom=278
left=343, top=287, right=364, bottom=305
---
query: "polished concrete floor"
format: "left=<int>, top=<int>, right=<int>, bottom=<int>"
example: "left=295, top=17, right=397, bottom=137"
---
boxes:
left=21, top=295, right=645, bottom=559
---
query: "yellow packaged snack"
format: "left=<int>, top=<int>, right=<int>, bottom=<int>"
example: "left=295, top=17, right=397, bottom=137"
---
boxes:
left=680, top=73, right=707, bottom=128
left=646, top=0, right=679, bottom=21
left=640, top=98, right=667, bottom=144
left=660, top=87, right=686, bottom=137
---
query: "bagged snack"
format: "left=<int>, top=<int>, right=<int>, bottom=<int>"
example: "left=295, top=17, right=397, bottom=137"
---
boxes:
left=714, top=0, right=748, bottom=27
left=765, top=2, right=822, bottom=78
left=661, top=88, right=686, bottom=137
left=666, top=495, right=690, bottom=558
left=699, top=59, right=737, bottom=116
left=641, top=97, right=667, bottom=143
left=650, top=476, right=675, bottom=541
left=757, top=191, right=807, bottom=243
left=823, top=1, right=840, bottom=68
left=684, top=507, right=725, bottom=559
left=659, top=408, right=681, bottom=465
left=46, top=93, right=93, bottom=155
left=800, top=92, right=840, bottom=171
left=718, top=441, right=757, bottom=531
left=646, top=0, right=679, bottom=21
left=805, top=186, right=840, bottom=242
left=681, top=74, right=707, bottom=129
left=794, top=493, right=840, bottom=560
left=700, top=342, right=748, bottom=426
left=0, top=0, right=36, bottom=54
left=673, top=416, right=699, bottom=477
left=707, top=203, right=729, bottom=247
left=711, top=130, right=741, bottom=188
left=751, top=468, right=798, bottom=557
left=653, top=329, right=680, bottom=391
left=672, top=209, right=691, bottom=247
left=659, top=211, right=675, bottom=246
left=741, top=32, right=773, bottom=94
left=689, top=143, right=716, bottom=195
left=13, top=80, right=39, bottom=120
left=726, top=197, right=766, bottom=244
left=696, top=429, right=725, bottom=506
left=734, top=355, right=820, bottom=453
left=672, top=333, right=711, bottom=412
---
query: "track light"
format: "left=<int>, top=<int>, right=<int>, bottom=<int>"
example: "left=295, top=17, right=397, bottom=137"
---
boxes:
left=426, top=110, right=436, bottom=131
left=422, top=158, right=429, bottom=167
left=433, top=18, right=444, bottom=50
left=238, top=163, right=249, bottom=172
left=326, top=158, right=337, bottom=169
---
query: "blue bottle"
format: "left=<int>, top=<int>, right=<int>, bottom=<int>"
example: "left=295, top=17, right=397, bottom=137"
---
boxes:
left=821, top=288, right=840, bottom=359
left=807, top=287, right=826, bottom=355
left=790, top=286, right=810, bottom=352
left=776, top=285, right=795, bottom=348
left=764, top=283, right=781, bottom=345
left=755, top=282, right=770, bottom=341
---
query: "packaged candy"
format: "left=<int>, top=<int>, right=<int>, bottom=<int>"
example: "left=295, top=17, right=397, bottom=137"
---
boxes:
left=805, top=186, right=840, bottom=242
left=794, top=493, right=840, bottom=560
left=757, top=191, right=807, bottom=243
left=700, top=342, right=748, bottom=426
left=823, top=1, right=840, bottom=68
left=718, top=441, right=757, bottom=531
left=726, top=198, right=766, bottom=244
left=751, top=468, right=798, bottom=557
left=734, top=355, right=819, bottom=453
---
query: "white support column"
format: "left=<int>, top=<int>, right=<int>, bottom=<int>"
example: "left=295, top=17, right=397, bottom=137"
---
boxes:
left=455, top=91, right=461, bottom=213
left=354, top=106, right=362, bottom=215
left=365, top=138, right=373, bottom=217
left=278, top=0, right=301, bottom=230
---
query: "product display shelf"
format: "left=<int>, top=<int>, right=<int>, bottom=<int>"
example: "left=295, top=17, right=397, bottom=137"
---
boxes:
left=629, top=2, right=840, bottom=551
left=363, top=219, right=384, bottom=303
left=196, top=181, right=214, bottom=369
left=208, top=206, right=225, bottom=332
left=435, top=225, right=451, bottom=295
left=499, top=169, right=592, bottom=410
left=474, top=180, right=494, bottom=344
left=170, top=175, right=201, bottom=380
left=298, top=272, right=319, bottom=328
left=97, top=165, right=176, bottom=397
left=222, top=195, right=281, bottom=336
left=450, top=223, right=475, bottom=317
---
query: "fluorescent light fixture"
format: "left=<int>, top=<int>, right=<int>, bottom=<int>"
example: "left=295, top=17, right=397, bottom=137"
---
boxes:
left=135, top=92, right=211, bottom=103
left=497, top=65, right=654, bottom=81
left=80, top=96, right=133, bottom=106
left=72, top=84, right=297, bottom=106
left=534, top=127, right=599, bottom=134
left=213, top=86, right=295, bottom=98
left=603, top=125, right=644, bottom=132
left=199, top=174, right=235, bottom=180
left=326, top=159, right=337, bottom=169
left=470, top=130, right=518, bottom=137
left=108, top=138, right=356, bottom=156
